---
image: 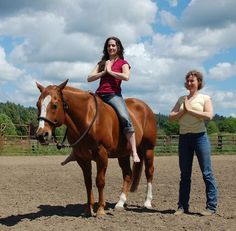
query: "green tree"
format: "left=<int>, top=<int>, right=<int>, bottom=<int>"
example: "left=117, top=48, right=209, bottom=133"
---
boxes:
left=0, top=102, right=38, bottom=136
left=218, top=117, right=236, bottom=133
left=55, top=125, right=67, bottom=137
left=163, top=120, right=179, bottom=135
left=207, top=121, right=219, bottom=134
left=0, top=113, right=17, bottom=135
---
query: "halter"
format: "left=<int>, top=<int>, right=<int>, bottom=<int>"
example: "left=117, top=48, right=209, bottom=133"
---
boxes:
left=38, top=91, right=98, bottom=149
left=37, top=116, right=58, bottom=127
left=37, top=92, right=68, bottom=128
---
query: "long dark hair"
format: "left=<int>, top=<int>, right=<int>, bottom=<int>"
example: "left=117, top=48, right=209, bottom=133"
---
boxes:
left=98, top=36, right=124, bottom=72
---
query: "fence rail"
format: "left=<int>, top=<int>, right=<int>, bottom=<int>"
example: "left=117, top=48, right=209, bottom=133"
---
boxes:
left=155, top=134, right=236, bottom=155
left=0, top=134, right=236, bottom=156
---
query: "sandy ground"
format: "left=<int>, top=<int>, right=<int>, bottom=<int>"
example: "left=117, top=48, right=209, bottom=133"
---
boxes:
left=0, top=155, right=235, bottom=231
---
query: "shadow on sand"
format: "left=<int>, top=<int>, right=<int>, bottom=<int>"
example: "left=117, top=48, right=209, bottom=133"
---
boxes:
left=0, top=202, right=201, bottom=227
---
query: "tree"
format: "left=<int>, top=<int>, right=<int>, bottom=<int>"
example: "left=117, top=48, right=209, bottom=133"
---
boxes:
left=163, top=120, right=179, bottom=135
left=218, top=117, right=236, bottom=133
left=207, top=121, right=219, bottom=134
left=0, top=113, right=17, bottom=135
left=0, top=102, right=38, bottom=136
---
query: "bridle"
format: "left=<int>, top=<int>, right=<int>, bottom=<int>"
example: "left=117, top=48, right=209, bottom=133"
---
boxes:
left=37, top=116, right=58, bottom=127
left=37, top=91, right=98, bottom=149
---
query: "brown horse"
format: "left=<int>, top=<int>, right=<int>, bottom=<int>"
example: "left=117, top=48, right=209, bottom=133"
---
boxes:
left=36, top=79, right=157, bottom=216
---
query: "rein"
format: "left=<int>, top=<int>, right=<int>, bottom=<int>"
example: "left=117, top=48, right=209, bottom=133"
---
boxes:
left=57, top=92, right=98, bottom=149
left=38, top=91, right=98, bottom=150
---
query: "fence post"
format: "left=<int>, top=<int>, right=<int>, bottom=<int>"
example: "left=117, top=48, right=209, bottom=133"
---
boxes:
left=217, top=135, right=223, bottom=151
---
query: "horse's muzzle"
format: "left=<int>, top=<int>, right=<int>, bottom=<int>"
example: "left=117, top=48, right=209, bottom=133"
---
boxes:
left=35, top=130, right=52, bottom=145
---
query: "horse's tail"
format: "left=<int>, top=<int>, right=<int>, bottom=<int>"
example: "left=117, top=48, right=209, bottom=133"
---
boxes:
left=130, top=160, right=143, bottom=192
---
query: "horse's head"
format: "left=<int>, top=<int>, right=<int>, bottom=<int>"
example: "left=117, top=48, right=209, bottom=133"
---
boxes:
left=35, top=79, right=68, bottom=144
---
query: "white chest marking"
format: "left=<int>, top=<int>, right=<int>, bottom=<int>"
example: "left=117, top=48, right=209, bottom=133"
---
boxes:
left=38, top=95, right=52, bottom=129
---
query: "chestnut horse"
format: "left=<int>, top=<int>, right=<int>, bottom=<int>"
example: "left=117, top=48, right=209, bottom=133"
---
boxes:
left=36, top=79, right=157, bottom=216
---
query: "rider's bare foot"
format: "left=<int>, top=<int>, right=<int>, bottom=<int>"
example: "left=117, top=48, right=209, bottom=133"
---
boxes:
left=61, top=153, right=76, bottom=166
left=133, top=153, right=140, bottom=163
left=61, top=161, right=67, bottom=166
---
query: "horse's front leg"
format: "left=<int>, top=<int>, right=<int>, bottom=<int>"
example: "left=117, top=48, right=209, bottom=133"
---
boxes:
left=95, top=148, right=108, bottom=216
left=115, top=156, right=132, bottom=209
left=76, top=157, right=95, bottom=216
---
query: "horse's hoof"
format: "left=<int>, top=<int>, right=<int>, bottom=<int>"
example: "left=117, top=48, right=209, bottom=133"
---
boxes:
left=144, top=202, right=152, bottom=209
left=96, top=208, right=105, bottom=217
left=114, top=205, right=125, bottom=211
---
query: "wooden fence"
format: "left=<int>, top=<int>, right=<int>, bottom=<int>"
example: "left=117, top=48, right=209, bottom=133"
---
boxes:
left=0, top=134, right=235, bottom=156
left=155, top=134, right=236, bottom=155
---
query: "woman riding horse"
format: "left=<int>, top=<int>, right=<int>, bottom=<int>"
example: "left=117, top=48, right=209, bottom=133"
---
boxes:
left=36, top=80, right=157, bottom=216
left=61, top=36, right=140, bottom=165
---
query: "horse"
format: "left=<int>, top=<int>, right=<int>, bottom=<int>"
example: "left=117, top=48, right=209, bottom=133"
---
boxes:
left=35, top=79, right=157, bottom=216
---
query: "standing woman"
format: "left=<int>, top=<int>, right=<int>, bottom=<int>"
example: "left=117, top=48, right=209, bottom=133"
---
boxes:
left=169, top=70, right=217, bottom=216
left=87, top=36, right=140, bottom=163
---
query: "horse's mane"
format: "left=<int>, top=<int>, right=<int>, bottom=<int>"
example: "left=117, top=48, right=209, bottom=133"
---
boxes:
left=64, top=86, right=95, bottom=95
left=64, top=86, right=84, bottom=92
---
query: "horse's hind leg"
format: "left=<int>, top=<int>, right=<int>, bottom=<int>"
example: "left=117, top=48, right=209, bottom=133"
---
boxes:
left=115, top=156, right=132, bottom=209
left=143, top=148, right=154, bottom=209
left=76, top=157, right=95, bottom=216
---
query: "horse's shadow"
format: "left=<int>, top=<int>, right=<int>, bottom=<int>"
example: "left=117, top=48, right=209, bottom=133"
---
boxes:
left=0, top=204, right=77, bottom=226
left=0, top=202, right=113, bottom=227
left=125, top=205, right=175, bottom=214
left=0, top=202, right=191, bottom=227
left=125, top=205, right=201, bottom=216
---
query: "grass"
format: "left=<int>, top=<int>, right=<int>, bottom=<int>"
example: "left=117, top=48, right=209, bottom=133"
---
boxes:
left=0, top=134, right=235, bottom=156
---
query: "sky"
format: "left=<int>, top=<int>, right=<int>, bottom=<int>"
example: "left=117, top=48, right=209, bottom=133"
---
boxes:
left=0, top=0, right=235, bottom=117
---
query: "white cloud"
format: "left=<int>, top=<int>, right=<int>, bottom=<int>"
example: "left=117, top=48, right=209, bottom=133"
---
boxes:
left=208, top=62, right=236, bottom=80
left=188, top=24, right=236, bottom=52
left=0, top=0, right=235, bottom=117
left=152, top=33, right=209, bottom=60
left=182, top=0, right=236, bottom=29
left=160, top=10, right=178, bottom=28
left=42, top=61, right=93, bottom=83
left=167, top=0, right=178, bottom=7
left=210, top=90, right=236, bottom=110
left=0, top=47, right=23, bottom=83
left=174, top=0, right=236, bottom=59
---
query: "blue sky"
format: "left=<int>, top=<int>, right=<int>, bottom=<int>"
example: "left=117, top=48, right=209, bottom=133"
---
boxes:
left=0, top=0, right=235, bottom=117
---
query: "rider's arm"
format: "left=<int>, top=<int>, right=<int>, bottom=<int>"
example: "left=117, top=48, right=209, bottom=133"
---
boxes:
left=87, top=64, right=106, bottom=82
left=106, top=61, right=130, bottom=81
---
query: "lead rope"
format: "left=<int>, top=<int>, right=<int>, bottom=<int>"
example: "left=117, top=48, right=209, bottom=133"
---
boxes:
left=56, top=92, right=98, bottom=149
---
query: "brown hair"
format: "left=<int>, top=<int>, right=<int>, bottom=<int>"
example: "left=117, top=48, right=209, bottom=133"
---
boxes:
left=185, top=70, right=204, bottom=90
left=98, top=36, right=124, bottom=72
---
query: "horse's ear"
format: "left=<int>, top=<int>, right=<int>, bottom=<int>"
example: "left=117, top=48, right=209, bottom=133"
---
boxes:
left=36, top=82, right=45, bottom=92
left=58, top=79, right=69, bottom=91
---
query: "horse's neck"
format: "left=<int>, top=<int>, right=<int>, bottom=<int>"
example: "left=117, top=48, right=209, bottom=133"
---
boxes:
left=63, top=89, right=92, bottom=134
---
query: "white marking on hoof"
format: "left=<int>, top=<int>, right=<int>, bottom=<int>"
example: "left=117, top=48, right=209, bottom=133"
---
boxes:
left=115, top=192, right=126, bottom=210
left=144, top=182, right=153, bottom=209
left=144, top=200, right=152, bottom=209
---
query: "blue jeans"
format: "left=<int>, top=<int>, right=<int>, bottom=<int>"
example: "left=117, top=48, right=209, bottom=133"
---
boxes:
left=99, top=93, right=135, bottom=133
left=178, top=132, right=218, bottom=212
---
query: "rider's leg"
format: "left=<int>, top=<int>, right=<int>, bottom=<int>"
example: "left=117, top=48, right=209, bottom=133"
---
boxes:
left=126, top=132, right=140, bottom=163
left=101, top=94, right=140, bottom=163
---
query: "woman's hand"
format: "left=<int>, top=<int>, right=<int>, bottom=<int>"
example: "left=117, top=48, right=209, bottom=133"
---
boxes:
left=87, top=64, right=106, bottom=82
left=105, top=60, right=112, bottom=73
left=184, top=97, right=191, bottom=112
left=184, top=96, right=213, bottom=120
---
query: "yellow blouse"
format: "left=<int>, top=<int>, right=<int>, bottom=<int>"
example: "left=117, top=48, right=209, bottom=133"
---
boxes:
left=177, top=94, right=210, bottom=134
